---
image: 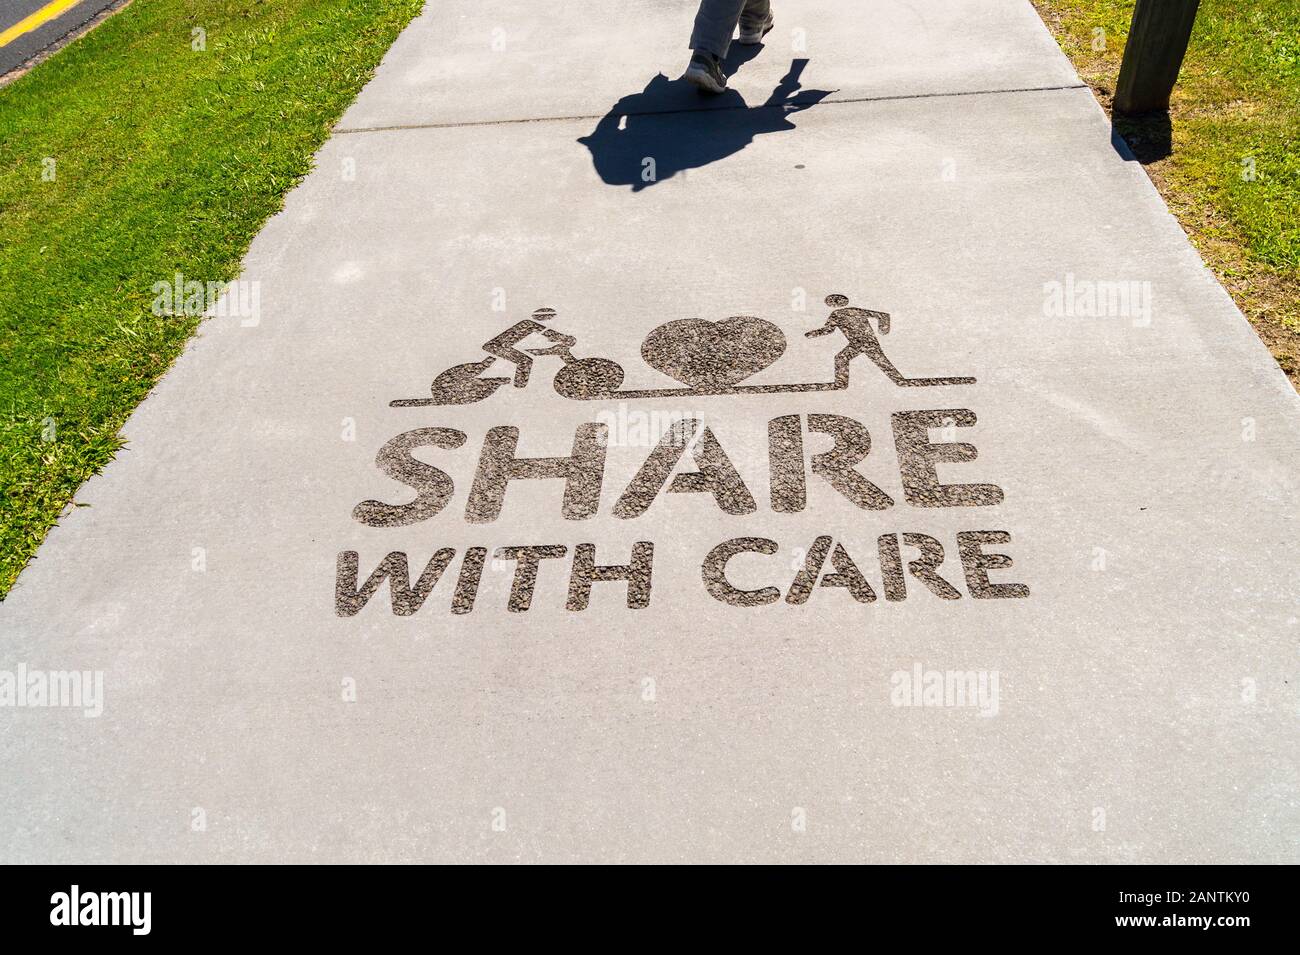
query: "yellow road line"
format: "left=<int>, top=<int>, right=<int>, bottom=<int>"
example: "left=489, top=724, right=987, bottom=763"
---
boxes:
left=0, top=0, right=83, bottom=49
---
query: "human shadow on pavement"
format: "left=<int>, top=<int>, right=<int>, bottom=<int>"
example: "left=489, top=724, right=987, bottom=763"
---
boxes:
left=578, top=54, right=833, bottom=191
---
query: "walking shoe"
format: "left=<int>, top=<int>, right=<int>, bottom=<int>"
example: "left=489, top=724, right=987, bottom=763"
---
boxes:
left=738, top=12, right=774, bottom=45
left=683, top=51, right=726, bottom=94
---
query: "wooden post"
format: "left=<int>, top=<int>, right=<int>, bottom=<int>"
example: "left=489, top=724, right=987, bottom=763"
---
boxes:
left=1113, top=0, right=1200, bottom=114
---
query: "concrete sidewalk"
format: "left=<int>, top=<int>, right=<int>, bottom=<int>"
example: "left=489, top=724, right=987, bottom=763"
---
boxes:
left=2, top=0, right=1297, bottom=863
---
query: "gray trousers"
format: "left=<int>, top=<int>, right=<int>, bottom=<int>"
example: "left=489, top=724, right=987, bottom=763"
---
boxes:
left=689, top=0, right=772, bottom=58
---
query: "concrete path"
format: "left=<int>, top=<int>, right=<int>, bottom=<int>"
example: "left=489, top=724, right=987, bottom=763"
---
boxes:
left=2, top=0, right=1297, bottom=863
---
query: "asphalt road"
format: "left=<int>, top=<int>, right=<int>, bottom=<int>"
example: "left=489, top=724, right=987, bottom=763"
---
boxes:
left=0, top=0, right=121, bottom=78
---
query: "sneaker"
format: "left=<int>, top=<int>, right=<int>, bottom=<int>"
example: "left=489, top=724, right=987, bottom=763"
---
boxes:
left=738, top=12, right=774, bottom=45
left=683, top=51, right=726, bottom=94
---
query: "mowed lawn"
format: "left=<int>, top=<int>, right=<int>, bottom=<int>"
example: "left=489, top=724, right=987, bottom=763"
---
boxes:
left=1034, top=0, right=1299, bottom=381
left=0, top=0, right=423, bottom=596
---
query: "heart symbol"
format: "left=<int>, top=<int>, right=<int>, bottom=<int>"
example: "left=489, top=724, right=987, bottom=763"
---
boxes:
left=641, top=316, right=787, bottom=389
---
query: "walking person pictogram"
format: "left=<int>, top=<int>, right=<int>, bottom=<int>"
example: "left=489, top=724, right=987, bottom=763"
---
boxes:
left=805, top=294, right=976, bottom=388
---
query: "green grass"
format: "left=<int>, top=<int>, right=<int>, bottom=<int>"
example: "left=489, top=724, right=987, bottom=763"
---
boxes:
left=0, top=0, right=424, bottom=596
left=1033, top=0, right=1300, bottom=380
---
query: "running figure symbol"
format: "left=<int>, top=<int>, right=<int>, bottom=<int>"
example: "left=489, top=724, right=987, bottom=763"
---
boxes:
left=806, top=294, right=975, bottom=388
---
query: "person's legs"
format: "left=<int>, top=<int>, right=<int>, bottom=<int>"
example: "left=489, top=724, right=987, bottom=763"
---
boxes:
left=688, top=0, right=748, bottom=59
left=685, top=0, right=772, bottom=93
left=737, top=0, right=773, bottom=44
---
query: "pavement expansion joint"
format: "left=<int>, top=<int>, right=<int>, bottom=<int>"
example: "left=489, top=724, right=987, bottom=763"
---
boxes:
left=333, top=83, right=1092, bottom=135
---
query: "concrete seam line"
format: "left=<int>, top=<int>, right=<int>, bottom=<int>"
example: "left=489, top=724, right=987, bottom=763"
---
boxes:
left=333, top=83, right=1091, bottom=135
